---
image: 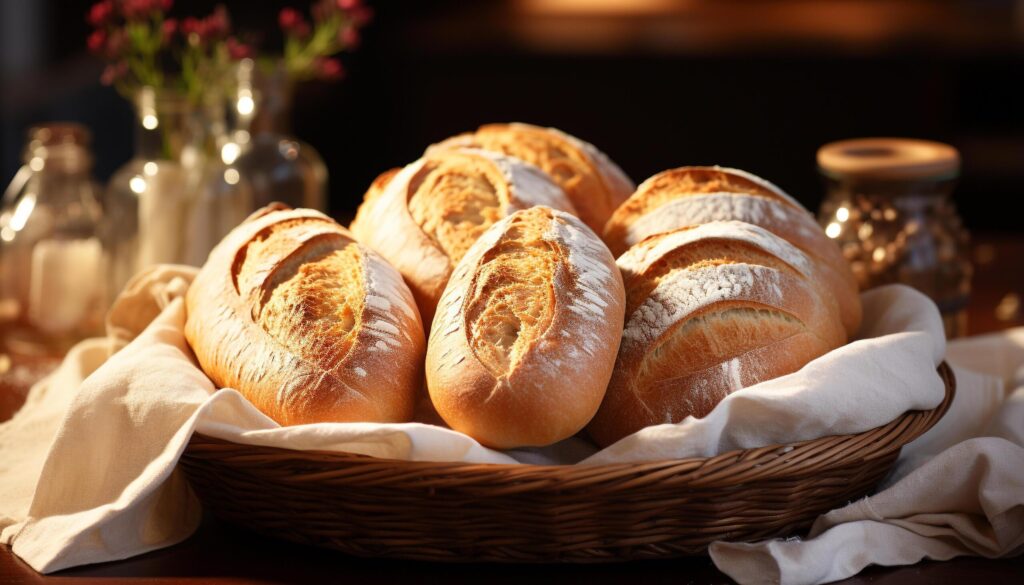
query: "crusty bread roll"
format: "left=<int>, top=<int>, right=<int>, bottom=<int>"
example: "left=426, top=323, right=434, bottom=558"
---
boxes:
left=427, top=123, right=634, bottom=234
left=186, top=206, right=425, bottom=426
left=603, top=166, right=861, bottom=336
left=426, top=206, right=626, bottom=448
left=357, top=167, right=401, bottom=211
left=587, top=221, right=847, bottom=447
left=350, top=149, right=575, bottom=327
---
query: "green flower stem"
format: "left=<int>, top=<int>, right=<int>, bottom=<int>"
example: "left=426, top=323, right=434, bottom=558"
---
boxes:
left=283, top=13, right=351, bottom=82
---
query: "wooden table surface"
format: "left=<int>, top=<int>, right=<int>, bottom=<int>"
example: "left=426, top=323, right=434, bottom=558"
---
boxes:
left=2, top=514, right=1023, bottom=584
left=2, top=232, right=1023, bottom=584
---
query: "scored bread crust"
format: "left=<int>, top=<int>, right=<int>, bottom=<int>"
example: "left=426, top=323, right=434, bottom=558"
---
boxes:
left=427, top=123, right=635, bottom=234
left=350, top=149, right=575, bottom=328
left=586, top=221, right=847, bottom=447
left=186, top=207, right=425, bottom=426
left=603, top=166, right=861, bottom=336
left=426, top=206, right=626, bottom=449
left=606, top=166, right=799, bottom=234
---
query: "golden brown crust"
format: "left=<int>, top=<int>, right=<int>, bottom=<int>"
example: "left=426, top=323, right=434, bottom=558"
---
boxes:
left=603, top=167, right=861, bottom=336
left=351, top=167, right=401, bottom=229
left=604, top=166, right=797, bottom=255
left=428, top=123, right=634, bottom=234
left=426, top=207, right=626, bottom=448
left=586, top=221, right=847, bottom=447
left=350, top=149, right=575, bottom=328
left=186, top=206, right=425, bottom=426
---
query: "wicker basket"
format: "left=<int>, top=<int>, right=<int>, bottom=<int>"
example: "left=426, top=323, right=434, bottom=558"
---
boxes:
left=180, top=362, right=955, bottom=563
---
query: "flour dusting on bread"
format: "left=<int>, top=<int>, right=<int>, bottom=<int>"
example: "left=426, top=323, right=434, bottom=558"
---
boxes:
left=426, top=205, right=625, bottom=448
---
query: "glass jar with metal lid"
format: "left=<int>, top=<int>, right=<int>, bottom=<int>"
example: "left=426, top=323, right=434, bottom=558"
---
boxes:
left=817, top=137, right=970, bottom=338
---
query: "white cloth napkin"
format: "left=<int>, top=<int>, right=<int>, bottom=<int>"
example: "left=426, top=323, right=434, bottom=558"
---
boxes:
left=709, top=329, right=1024, bottom=584
left=0, top=265, right=1001, bottom=577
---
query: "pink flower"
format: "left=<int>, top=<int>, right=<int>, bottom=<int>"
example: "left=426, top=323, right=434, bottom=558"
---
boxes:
left=83, top=24, right=122, bottom=60
left=87, top=1, right=114, bottom=27
left=87, top=29, right=107, bottom=54
left=121, top=0, right=152, bottom=21
left=280, top=7, right=310, bottom=38
left=279, top=8, right=301, bottom=31
left=100, top=61, right=127, bottom=85
left=226, top=37, right=253, bottom=60
left=340, top=25, right=359, bottom=48
left=203, top=5, right=230, bottom=40
left=161, top=18, right=178, bottom=43
left=315, top=57, right=344, bottom=80
left=105, top=28, right=126, bottom=56
left=181, top=17, right=202, bottom=38
left=337, top=0, right=362, bottom=10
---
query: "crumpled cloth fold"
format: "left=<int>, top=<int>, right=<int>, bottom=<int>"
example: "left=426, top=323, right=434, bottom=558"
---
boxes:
left=709, top=329, right=1024, bottom=585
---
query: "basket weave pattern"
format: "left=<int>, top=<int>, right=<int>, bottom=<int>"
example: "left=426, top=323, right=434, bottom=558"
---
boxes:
left=180, top=362, right=955, bottom=562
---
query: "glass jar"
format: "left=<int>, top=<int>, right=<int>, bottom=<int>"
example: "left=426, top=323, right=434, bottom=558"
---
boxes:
left=0, top=124, right=107, bottom=356
left=224, top=59, right=327, bottom=212
left=106, top=86, right=253, bottom=283
left=817, top=138, right=971, bottom=338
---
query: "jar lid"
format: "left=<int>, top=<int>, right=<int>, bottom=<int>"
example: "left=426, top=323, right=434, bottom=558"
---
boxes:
left=23, top=123, right=93, bottom=172
left=817, top=138, right=960, bottom=181
left=27, top=123, right=91, bottom=147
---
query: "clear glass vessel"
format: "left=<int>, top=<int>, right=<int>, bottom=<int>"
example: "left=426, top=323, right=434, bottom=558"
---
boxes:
left=817, top=138, right=971, bottom=338
left=0, top=124, right=107, bottom=355
left=225, top=59, right=327, bottom=212
left=106, top=86, right=253, bottom=283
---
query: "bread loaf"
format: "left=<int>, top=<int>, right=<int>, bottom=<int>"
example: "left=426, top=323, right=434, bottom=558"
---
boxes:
left=350, top=149, right=575, bottom=327
left=426, top=206, right=625, bottom=448
left=603, top=166, right=861, bottom=336
left=428, top=123, right=634, bottom=233
left=587, top=221, right=847, bottom=447
left=357, top=167, right=401, bottom=211
left=186, top=206, right=425, bottom=426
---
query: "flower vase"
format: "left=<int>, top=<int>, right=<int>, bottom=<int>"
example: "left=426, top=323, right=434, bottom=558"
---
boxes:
left=105, top=87, right=252, bottom=290
left=225, top=59, right=327, bottom=212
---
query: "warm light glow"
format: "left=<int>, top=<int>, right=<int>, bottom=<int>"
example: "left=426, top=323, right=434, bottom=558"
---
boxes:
left=872, top=247, right=886, bottom=262
left=221, top=143, right=241, bottom=164
left=10, top=193, right=36, bottom=231
left=129, top=175, right=147, bottom=194
left=825, top=222, right=841, bottom=238
left=836, top=206, right=849, bottom=222
left=517, top=0, right=681, bottom=16
left=142, top=115, right=158, bottom=130
left=237, top=94, right=255, bottom=116
left=143, top=162, right=158, bottom=176
left=279, top=140, right=299, bottom=160
left=0, top=227, right=14, bottom=242
left=29, top=157, right=44, bottom=172
left=224, top=168, right=240, bottom=185
left=996, top=293, right=1020, bottom=321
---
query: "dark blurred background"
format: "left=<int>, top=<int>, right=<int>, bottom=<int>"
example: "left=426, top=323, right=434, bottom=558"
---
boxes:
left=2, top=0, right=1023, bottom=230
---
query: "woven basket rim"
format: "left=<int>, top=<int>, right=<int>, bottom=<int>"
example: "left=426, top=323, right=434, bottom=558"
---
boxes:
left=187, top=362, right=955, bottom=485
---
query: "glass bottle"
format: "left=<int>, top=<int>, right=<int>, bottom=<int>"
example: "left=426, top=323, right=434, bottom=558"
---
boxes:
left=225, top=59, right=327, bottom=212
left=105, top=86, right=252, bottom=285
left=0, top=124, right=107, bottom=355
left=817, top=138, right=971, bottom=338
